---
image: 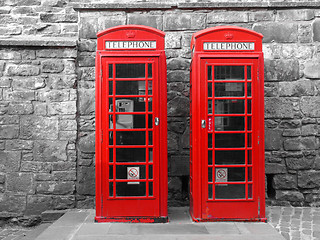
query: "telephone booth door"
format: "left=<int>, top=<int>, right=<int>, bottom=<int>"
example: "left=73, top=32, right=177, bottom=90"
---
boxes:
left=189, top=26, right=266, bottom=221
left=95, top=25, right=167, bottom=222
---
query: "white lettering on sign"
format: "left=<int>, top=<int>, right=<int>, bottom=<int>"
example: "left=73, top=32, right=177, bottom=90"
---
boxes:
left=203, top=42, right=255, bottom=51
left=105, top=41, right=157, bottom=49
left=127, top=167, right=140, bottom=185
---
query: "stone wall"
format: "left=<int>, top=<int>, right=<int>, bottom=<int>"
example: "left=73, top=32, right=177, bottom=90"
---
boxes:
left=76, top=3, right=320, bottom=207
left=0, top=41, right=78, bottom=217
left=1, top=1, right=320, bottom=218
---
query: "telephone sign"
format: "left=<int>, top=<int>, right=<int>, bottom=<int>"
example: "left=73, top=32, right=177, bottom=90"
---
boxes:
left=189, top=26, right=266, bottom=222
left=95, top=25, right=168, bottom=223
left=203, top=42, right=255, bottom=51
left=105, top=41, right=157, bottom=49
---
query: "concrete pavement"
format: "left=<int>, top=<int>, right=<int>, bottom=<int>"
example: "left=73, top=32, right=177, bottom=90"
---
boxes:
left=34, top=207, right=285, bottom=240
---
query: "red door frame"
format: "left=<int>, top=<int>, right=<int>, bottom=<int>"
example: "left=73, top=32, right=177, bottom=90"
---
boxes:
left=95, top=25, right=167, bottom=222
left=189, top=26, right=266, bottom=222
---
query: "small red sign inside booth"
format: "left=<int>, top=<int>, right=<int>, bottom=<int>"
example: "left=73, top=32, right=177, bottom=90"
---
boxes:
left=189, top=26, right=266, bottom=222
left=95, top=25, right=168, bottom=223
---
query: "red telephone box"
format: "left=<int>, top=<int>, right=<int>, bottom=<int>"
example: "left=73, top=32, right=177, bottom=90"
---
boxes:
left=189, top=26, right=266, bottom=221
left=95, top=25, right=168, bottom=222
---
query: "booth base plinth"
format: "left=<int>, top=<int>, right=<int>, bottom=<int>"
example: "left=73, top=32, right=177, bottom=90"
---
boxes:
left=95, top=216, right=169, bottom=223
left=189, top=209, right=267, bottom=222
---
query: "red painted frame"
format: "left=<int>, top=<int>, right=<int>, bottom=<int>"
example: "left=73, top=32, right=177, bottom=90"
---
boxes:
left=95, top=25, right=167, bottom=222
left=189, top=26, right=266, bottom=222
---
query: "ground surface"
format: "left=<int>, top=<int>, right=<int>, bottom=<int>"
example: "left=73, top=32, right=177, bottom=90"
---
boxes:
left=0, top=206, right=319, bottom=240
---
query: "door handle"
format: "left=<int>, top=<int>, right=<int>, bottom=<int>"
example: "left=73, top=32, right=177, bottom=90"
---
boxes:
left=155, top=117, right=159, bottom=126
left=201, top=120, right=206, bottom=128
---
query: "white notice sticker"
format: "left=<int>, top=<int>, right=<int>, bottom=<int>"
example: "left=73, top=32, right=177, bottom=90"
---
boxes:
left=215, top=168, right=228, bottom=182
left=127, top=167, right=140, bottom=184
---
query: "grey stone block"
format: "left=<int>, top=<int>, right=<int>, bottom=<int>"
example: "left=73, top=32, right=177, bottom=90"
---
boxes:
left=264, top=59, right=299, bottom=82
left=164, top=13, right=206, bottom=31
left=20, top=116, right=59, bottom=140
left=36, top=181, right=75, bottom=195
left=128, top=14, right=163, bottom=30
left=253, top=22, right=298, bottom=43
left=298, top=171, right=320, bottom=188
left=77, top=166, right=95, bottom=196
left=6, top=172, right=34, bottom=193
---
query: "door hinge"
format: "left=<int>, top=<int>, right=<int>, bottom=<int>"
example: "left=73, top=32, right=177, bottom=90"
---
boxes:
left=258, top=197, right=260, bottom=216
left=258, top=135, right=260, bottom=145
left=101, top=130, right=103, bottom=143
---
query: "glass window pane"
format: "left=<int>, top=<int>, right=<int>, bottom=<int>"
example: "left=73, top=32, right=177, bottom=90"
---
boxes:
left=109, top=98, right=114, bottom=112
left=247, top=66, right=252, bottom=80
left=148, top=114, right=153, bottom=129
left=116, top=182, right=146, bottom=197
left=214, top=66, right=245, bottom=80
left=149, top=148, right=153, bottom=162
left=247, top=99, right=252, bottom=114
left=149, top=165, right=153, bottom=179
left=208, top=82, right=212, bottom=97
left=148, top=98, right=152, bottom=112
left=215, top=100, right=245, bottom=114
left=208, top=150, right=213, bottom=165
left=215, top=116, right=245, bottom=131
left=215, top=150, right=245, bottom=165
left=208, top=133, right=212, bottom=148
left=208, top=184, right=213, bottom=199
left=109, top=165, right=113, bottom=179
left=247, top=116, right=252, bottom=131
left=116, top=64, right=145, bottom=78
left=116, top=81, right=146, bottom=95
left=148, top=81, right=153, bottom=95
left=109, top=81, right=113, bottom=95
left=149, top=182, right=153, bottom=196
left=215, top=184, right=245, bottom=199
left=109, top=182, right=113, bottom=197
left=215, top=83, right=245, bottom=97
left=109, top=64, right=113, bottom=78
left=208, top=66, right=212, bottom=80
left=248, top=133, right=252, bottom=148
left=116, top=131, right=145, bottom=145
left=116, top=148, right=146, bottom=162
left=215, top=133, right=245, bottom=148
left=208, top=167, right=213, bottom=182
left=247, top=82, right=251, bottom=97
left=109, top=131, right=113, bottom=145
left=208, top=100, right=213, bottom=114
left=148, top=132, right=153, bottom=145
left=148, top=64, right=152, bottom=78
left=116, top=165, right=145, bottom=179
left=248, top=150, right=252, bottom=164
left=109, top=148, right=113, bottom=162
left=248, top=184, right=253, bottom=199
left=248, top=167, right=252, bottom=182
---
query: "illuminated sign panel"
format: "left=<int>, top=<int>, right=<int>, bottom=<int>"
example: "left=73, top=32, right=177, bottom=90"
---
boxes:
left=105, top=41, right=157, bottom=49
left=203, top=42, right=255, bottom=51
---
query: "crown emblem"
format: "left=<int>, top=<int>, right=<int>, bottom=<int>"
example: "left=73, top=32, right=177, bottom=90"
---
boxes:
left=126, top=31, right=136, bottom=38
left=224, top=32, right=233, bottom=40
